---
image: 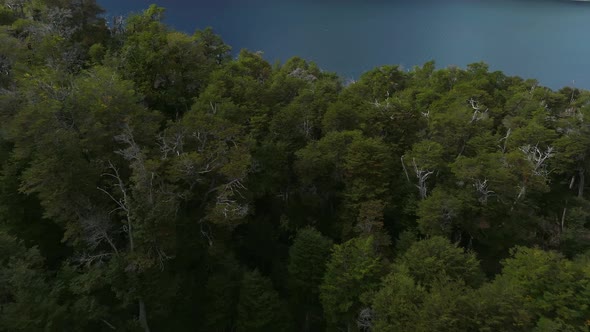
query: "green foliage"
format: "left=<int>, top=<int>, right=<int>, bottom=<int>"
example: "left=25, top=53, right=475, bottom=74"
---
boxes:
left=320, top=236, right=383, bottom=329
left=288, top=227, right=332, bottom=299
left=467, top=247, right=590, bottom=331
left=399, top=236, right=484, bottom=287
left=116, top=5, right=225, bottom=115
left=0, top=6, right=16, bottom=25
left=2, top=2, right=590, bottom=331
left=8, top=66, right=158, bottom=226
left=498, top=247, right=590, bottom=329
left=414, top=280, right=472, bottom=332
left=236, top=269, right=290, bottom=331
left=416, top=188, right=465, bottom=236
left=287, top=227, right=332, bottom=330
left=0, top=232, right=67, bottom=331
left=343, top=137, right=394, bottom=203
left=373, top=265, right=474, bottom=332
left=394, top=229, right=418, bottom=256
left=202, top=257, right=242, bottom=331
left=372, top=268, right=426, bottom=332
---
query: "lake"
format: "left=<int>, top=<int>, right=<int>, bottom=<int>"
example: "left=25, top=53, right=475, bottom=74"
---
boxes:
left=97, top=0, right=590, bottom=89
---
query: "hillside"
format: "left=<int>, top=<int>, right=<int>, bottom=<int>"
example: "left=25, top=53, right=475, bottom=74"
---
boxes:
left=1, top=2, right=590, bottom=331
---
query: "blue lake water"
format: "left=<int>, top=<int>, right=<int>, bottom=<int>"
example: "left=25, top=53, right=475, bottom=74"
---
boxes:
left=98, top=0, right=590, bottom=89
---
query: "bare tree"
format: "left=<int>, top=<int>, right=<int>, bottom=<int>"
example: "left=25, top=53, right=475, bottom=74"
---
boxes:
left=288, top=67, right=317, bottom=82
left=513, top=145, right=552, bottom=202
left=516, top=185, right=526, bottom=201
left=78, top=209, right=119, bottom=255
left=412, top=158, right=434, bottom=200
left=0, top=55, right=11, bottom=76
left=473, top=178, right=494, bottom=204
left=400, top=155, right=411, bottom=182
left=94, top=118, right=250, bottom=330
left=96, top=125, right=168, bottom=332
left=45, top=7, right=80, bottom=39
left=96, top=160, right=152, bottom=332
left=440, top=204, right=456, bottom=232
left=73, top=251, right=113, bottom=267
left=97, top=161, right=134, bottom=251
left=301, top=118, right=313, bottom=138
left=519, top=144, right=554, bottom=177
left=157, top=129, right=185, bottom=159
left=110, top=15, right=125, bottom=35
left=357, top=307, right=373, bottom=331
left=498, top=128, right=511, bottom=153
left=4, top=0, right=27, bottom=16
left=467, top=98, right=488, bottom=123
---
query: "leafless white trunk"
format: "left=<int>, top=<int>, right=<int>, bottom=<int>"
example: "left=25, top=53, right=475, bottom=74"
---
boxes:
left=468, top=98, right=488, bottom=123
left=401, top=156, right=410, bottom=182
left=139, top=299, right=150, bottom=332
left=412, top=158, right=434, bottom=200
left=473, top=178, right=494, bottom=204
left=516, top=185, right=526, bottom=201
left=97, top=161, right=134, bottom=251
left=561, top=206, right=567, bottom=233
left=519, top=144, right=554, bottom=177
left=498, top=128, right=511, bottom=153
left=357, top=307, right=373, bottom=331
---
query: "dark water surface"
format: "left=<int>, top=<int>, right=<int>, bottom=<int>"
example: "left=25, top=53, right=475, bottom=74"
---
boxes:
left=98, top=0, right=590, bottom=89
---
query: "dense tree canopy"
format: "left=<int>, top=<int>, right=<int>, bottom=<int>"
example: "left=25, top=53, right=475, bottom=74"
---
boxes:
left=1, top=1, right=590, bottom=331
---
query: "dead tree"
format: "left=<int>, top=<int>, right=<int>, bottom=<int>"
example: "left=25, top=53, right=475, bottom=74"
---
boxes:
left=78, top=209, right=119, bottom=256
left=4, top=0, right=27, bottom=17
left=97, top=161, right=135, bottom=252
left=498, top=128, right=511, bottom=153
left=157, top=129, right=185, bottom=159
left=473, top=178, right=494, bottom=204
left=412, top=158, right=434, bottom=200
left=519, top=144, right=554, bottom=177
left=46, top=7, right=80, bottom=39
left=110, top=15, right=125, bottom=35
left=357, top=307, right=373, bottom=331
left=510, top=144, right=554, bottom=203
left=96, top=160, right=151, bottom=332
left=467, top=98, right=488, bottom=123
left=97, top=125, right=165, bottom=332
left=288, top=67, right=317, bottom=82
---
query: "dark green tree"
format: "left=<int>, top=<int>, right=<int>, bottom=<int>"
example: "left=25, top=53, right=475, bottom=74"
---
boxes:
left=236, top=269, right=290, bottom=332
left=320, top=236, right=383, bottom=331
left=399, top=236, right=484, bottom=288
left=288, top=227, right=332, bottom=330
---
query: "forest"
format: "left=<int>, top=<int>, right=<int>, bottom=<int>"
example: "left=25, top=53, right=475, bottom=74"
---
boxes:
left=1, top=1, right=590, bottom=331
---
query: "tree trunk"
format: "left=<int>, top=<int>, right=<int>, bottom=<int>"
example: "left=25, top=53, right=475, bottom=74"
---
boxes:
left=561, top=205, right=567, bottom=233
left=579, top=168, right=585, bottom=198
left=303, top=311, right=309, bottom=332
left=139, top=299, right=151, bottom=332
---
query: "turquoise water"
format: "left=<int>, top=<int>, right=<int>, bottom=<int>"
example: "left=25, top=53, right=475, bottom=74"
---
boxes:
left=98, top=0, right=590, bottom=89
